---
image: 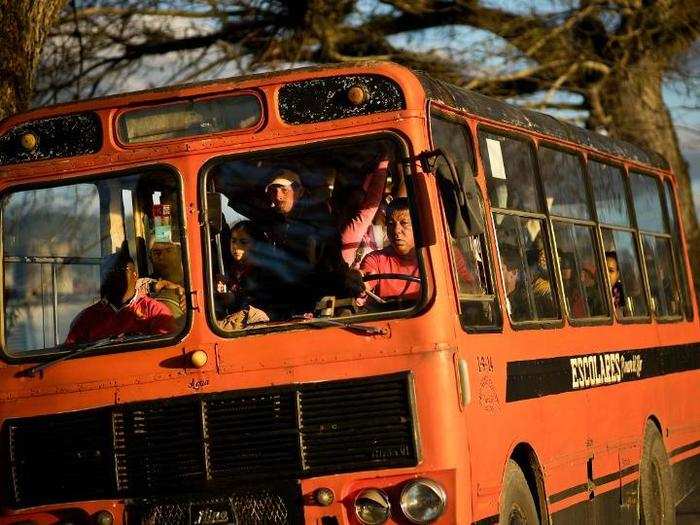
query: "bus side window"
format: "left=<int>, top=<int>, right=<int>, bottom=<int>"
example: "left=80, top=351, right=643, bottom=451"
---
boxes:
left=537, top=146, right=609, bottom=320
left=480, top=131, right=560, bottom=324
left=663, top=180, right=693, bottom=320
left=430, top=114, right=501, bottom=330
left=588, top=160, right=649, bottom=319
left=630, top=172, right=682, bottom=319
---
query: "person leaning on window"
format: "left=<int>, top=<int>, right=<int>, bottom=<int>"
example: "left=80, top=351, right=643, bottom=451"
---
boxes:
left=65, top=248, right=176, bottom=345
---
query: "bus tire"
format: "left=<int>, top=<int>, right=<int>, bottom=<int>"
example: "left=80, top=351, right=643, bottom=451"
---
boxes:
left=639, top=421, right=675, bottom=525
left=500, top=459, right=539, bottom=525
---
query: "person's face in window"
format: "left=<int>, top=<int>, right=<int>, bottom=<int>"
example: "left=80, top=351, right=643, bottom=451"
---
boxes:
left=230, top=228, right=253, bottom=264
left=125, top=262, right=138, bottom=296
left=150, top=242, right=178, bottom=275
left=503, top=265, right=519, bottom=295
left=267, top=184, right=298, bottom=215
left=606, top=255, right=620, bottom=286
left=387, top=209, right=414, bottom=256
left=560, top=256, right=573, bottom=282
left=581, top=268, right=596, bottom=288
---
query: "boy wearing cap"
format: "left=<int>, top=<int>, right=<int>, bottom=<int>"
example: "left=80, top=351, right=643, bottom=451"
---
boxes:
left=260, top=168, right=364, bottom=316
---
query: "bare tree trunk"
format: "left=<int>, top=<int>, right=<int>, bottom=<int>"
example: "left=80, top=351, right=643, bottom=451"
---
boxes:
left=0, top=0, right=67, bottom=121
left=597, top=60, right=700, bottom=296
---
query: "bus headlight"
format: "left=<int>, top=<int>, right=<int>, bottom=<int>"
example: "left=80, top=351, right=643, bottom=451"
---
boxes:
left=354, top=488, right=391, bottom=524
left=399, top=478, right=447, bottom=523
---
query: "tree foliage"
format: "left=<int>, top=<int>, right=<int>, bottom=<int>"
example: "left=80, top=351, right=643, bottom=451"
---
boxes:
left=0, top=0, right=67, bottom=120
left=7, top=1, right=700, bottom=286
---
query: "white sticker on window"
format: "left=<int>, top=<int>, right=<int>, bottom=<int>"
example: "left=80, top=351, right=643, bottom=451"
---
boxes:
left=486, top=138, right=507, bottom=180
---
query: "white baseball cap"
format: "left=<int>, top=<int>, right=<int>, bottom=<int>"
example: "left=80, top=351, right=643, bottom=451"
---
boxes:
left=265, top=169, right=301, bottom=192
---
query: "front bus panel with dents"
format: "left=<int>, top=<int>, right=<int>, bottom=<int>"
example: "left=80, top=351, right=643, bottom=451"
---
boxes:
left=0, top=62, right=696, bottom=525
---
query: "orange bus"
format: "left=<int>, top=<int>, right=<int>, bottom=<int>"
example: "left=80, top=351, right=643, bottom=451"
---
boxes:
left=0, top=61, right=697, bottom=525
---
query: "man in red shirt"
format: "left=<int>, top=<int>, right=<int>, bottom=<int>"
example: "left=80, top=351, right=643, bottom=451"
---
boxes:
left=359, top=197, right=420, bottom=301
left=65, top=250, right=175, bottom=345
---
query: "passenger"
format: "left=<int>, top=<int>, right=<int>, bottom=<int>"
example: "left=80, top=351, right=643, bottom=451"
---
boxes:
left=559, top=252, right=586, bottom=317
left=137, top=241, right=185, bottom=321
left=215, top=220, right=273, bottom=330
left=500, top=245, right=529, bottom=321
left=529, top=242, right=557, bottom=318
left=338, top=157, right=389, bottom=267
left=606, top=251, right=625, bottom=313
left=65, top=249, right=175, bottom=345
left=261, top=169, right=363, bottom=316
left=359, top=197, right=420, bottom=301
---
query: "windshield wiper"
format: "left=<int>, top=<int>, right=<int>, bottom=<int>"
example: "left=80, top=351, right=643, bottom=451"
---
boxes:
left=302, top=318, right=388, bottom=336
left=22, top=333, right=156, bottom=377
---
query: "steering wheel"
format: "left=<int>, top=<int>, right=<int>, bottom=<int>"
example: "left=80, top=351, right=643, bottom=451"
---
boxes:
left=362, top=273, right=421, bottom=304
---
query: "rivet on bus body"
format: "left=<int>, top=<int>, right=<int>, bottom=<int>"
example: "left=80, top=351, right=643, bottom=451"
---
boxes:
left=347, top=85, right=369, bottom=105
left=190, top=350, right=208, bottom=368
left=20, top=132, right=38, bottom=151
left=315, top=487, right=335, bottom=506
left=93, top=510, right=114, bottom=525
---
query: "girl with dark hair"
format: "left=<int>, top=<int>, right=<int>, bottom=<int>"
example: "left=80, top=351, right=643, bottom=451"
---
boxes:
left=606, top=251, right=626, bottom=313
left=216, top=220, right=274, bottom=329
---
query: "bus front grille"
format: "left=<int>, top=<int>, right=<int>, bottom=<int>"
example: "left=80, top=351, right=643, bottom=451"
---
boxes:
left=3, top=372, right=418, bottom=507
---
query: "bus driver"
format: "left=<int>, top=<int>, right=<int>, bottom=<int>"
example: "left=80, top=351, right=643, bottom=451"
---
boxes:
left=358, top=198, right=420, bottom=302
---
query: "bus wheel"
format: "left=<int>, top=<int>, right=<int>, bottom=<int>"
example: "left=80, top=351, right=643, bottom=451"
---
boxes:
left=500, top=459, right=539, bottom=525
left=639, top=421, right=675, bottom=525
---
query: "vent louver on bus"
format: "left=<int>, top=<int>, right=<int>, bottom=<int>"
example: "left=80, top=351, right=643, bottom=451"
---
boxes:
left=3, top=373, right=418, bottom=507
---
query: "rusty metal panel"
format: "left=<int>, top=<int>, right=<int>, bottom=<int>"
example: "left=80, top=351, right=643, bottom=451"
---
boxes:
left=0, top=112, right=102, bottom=166
left=415, top=71, right=669, bottom=170
left=278, top=74, right=405, bottom=124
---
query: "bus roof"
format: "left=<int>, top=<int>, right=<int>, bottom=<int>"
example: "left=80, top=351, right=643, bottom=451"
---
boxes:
left=1, top=61, right=669, bottom=171
left=414, top=71, right=669, bottom=170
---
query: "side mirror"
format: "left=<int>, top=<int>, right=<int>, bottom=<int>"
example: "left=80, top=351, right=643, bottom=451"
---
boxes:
left=419, top=149, right=484, bottom=237
left=206, top=192, right=223, bottom=234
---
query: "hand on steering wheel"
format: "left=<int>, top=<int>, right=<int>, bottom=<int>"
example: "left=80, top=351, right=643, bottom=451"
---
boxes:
left=361, top=273, right=421, bottom=304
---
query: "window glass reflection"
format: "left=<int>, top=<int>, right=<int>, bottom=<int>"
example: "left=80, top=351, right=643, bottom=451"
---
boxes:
left=553, top=223, right=608, bottom=319
left=494, top=214, right=559, bottom=322
left=630, top=172, right=665, bottom=233
left=481, top=132, right=541, bottom=213
left=602, top=229, right=648, bottom=318
left=538, top=147, right=590, bottom=219
left=642, top=235, right=681, bottom=318
left=589, top=161, right=630, bottom=227
left=2, top=172, right=186, bottom=355
left=663, top=181, right=692, bottom=319
left=207, top=139, right=423, bottom=331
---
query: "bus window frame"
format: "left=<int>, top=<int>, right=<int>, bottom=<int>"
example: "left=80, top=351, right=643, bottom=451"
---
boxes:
left=629, top=169, right=684, bottom=323
left=427, top=107, right=502, bottom=334
left=198, top=131, right=432, bottom=340
left=586, top=155, right=652, bottom=324
left=0, top=164, right=192, bottom=364
left=476, top=124, right=564, bottom=330
left=114, top=90, right=267, bottom=149
left=535, top=142, right=612, bottom=326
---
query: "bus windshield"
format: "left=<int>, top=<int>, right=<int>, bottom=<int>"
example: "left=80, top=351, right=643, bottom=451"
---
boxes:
left=204, top=136, right=423, bottom=332
left=2, top=170, right=187, bottom=357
